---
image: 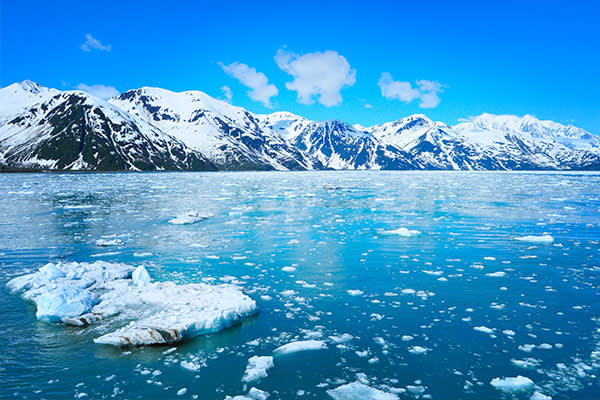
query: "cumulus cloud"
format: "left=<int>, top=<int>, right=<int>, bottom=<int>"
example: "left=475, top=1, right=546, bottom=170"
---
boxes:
left=275, top=49, right=356, bottom=107
left=378, top=73, right=444, bottom=109
left=81, top=34, right=111, bottom=52
left=219, top=62, right=278, bottom=107
left=221, top=85, right=233, bottom=102
left=76, top=83, right=119, bottom=100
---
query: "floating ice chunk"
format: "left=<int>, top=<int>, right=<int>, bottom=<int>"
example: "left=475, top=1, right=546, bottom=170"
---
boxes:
left=329, top=333, right=353, bottom=344
left=530, top=391, right=552, bottom=400
left=93, top=282, right=257, bottom=346
left=485, top=271, right=506, bottom=277
left=132, top=266, right=151, bottom=287
left=408, top=346, right=430, bottom=355
left=281, top=266, right=296, bottom=272
left=247, top=388, right=270, bottom=400
left=490, top=376, right=534, bottom=392
left=242, top=356, right=274, bottom=382
left=169, top=211, right=212, bottom=225
left=401, top=335, right=414, bottom=342
left=273, top=340, right=327, bottom=356
left=177, top=388, right=187, bottom=396
left=514, top=235, right=554, bottom=244
left=511, top=358, right=541, bottom=369
left=181, top=360, right=202, bottom=371
left=347, top=290, right=364, bottom=296
left=36, top=286, right=98, bottom=322
left=380, top=228, right=421, bottom=237
left=95, top=239, right=123, bottom=247
left=474, top=326, right=495, bottom=334
left=226, top=387, right=270, bottom=400
left=327, top=381, right=398, bottom=400
left=519, top=344, right=536, bottom=353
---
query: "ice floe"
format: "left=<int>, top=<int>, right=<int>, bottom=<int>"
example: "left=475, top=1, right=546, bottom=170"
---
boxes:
left=327, top=381, right=398, bottom=400
left=514, top=235, right=554, bottom=244
left=273, top=340, right=327, bottom=355
left=242, top=356, right=274, bottom=382
left=379, top=228, right=421, bottom=237
left=490, top=376, right=534, bottom=392
left=7, top=261, right=257, bottom=346
left=168, top=210, right=213, bottom=225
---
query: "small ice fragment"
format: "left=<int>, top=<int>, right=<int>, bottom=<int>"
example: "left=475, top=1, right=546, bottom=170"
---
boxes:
left=530, top=391, right=552, bottom=400
left=169, top=211, right=212, bottom=225
left=514, top=235, right=554, bottom=244
left=177, top=388, right=187, bottom=396
left=273, top=340, right=327, bottom=356
left=474, top=326, right=495, bottom=334
left=490, top=376, right=534, bottom=392
left=242, top=356, right=274, bottom=382
left=408, top=346, right=430, bottom=355
left=380, top=228, right=421, bottom=237
left=347, top=290, right=364, bottom=296
left=132, top=266, right=151, bottom=287
left=327, top=381, right=398, bottom=400
left=329, top=333, right=353, bottom=344
left=485, top=271, right=506, bottom=277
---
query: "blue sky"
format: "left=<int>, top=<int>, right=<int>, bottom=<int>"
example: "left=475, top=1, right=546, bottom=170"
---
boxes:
left=2, top=0, right=599, bottom=132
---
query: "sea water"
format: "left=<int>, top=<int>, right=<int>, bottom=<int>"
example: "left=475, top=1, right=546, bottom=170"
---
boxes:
left=0, top=171, right=598, bottom=400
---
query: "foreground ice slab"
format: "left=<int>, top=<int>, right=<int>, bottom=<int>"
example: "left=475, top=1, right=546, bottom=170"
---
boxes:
left=327, top=381, right=398, bottom=400
left=7, top=262, right=257, bottom=346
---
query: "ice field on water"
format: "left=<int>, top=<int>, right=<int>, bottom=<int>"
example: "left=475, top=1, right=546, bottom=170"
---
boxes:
left=0, top=171, right=599, bottom=400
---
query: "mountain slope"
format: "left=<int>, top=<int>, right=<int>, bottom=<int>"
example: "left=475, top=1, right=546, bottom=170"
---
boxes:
left=0, top=82, right=214, bottom=171
left=110, top=88, right=322, bottom=170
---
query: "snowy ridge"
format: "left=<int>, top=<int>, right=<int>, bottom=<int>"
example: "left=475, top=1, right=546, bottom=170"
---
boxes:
left=1, top=80, right=599, bottom=171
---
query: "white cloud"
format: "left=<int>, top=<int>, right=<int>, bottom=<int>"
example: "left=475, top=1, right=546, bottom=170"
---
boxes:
left=378, top=73, right=444, bottom=109
left=81, top=34, right=111, bottom=52
left=275, top=49, right=356, bottom=107
left=76, top=83, right=119, bottom=100
left=221, top=85, right=233, bottom=102
left=219, top=62, right=278, bottom=107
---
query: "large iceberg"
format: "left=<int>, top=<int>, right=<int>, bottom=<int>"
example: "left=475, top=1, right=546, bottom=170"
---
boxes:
left=6, top=261, right=257, bottom=346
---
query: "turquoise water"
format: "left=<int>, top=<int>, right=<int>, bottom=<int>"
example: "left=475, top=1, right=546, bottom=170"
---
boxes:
left=1, top=171, right=599, bottom=400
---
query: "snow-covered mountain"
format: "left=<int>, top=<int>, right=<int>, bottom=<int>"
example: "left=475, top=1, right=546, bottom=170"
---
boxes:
left=110, top=88, right=321, bottom=170
left=0, top=81, right=214, bottom=171
left=1, top=81, right=599, bottom=171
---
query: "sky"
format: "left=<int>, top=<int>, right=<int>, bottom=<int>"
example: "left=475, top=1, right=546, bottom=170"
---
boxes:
left=2, top=0, right=599, bottom=133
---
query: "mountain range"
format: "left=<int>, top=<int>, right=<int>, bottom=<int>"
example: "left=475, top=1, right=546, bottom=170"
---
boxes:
left=1, top=80, right=599, bottom=171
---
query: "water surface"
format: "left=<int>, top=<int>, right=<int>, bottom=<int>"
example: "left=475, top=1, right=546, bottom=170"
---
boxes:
left=1, top=171, right=599, bottom=399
